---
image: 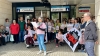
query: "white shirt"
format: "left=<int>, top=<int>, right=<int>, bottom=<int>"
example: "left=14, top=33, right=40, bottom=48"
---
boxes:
left=60, top=23, right=67, bottom=30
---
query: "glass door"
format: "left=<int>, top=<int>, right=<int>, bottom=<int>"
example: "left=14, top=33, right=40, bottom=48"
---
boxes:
left=25, top=14, right=33, bottom=23
left=51, top=13, right=59, bottom=22
left=18, top=14, right=23, bottom=18
left=61, top=13, right=68, bottom=22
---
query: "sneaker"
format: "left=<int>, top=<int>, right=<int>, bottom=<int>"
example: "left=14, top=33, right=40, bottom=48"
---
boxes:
left=26, top=45, right=30, bottom=48
left=44, top=51, right=47, bottom=56
left=37, top=50, right=42, bottom=54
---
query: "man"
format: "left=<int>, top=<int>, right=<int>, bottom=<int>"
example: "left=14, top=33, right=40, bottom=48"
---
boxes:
left=18, top=17, right=26, bottom=42
left=83, top=12, right=98, bottom=56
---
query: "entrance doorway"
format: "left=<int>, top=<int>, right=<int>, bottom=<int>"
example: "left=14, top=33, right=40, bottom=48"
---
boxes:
left=61, top=13, right=69, bottom=22
left=51, top=12, right=69, bottom=23
left=51, top=12, right=59, bottom=22
left=17, top=13, right=33, bottom=23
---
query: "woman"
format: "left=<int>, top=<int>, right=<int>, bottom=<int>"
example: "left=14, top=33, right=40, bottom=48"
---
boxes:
left=67, top=19, right=71, bottom=24
left=55, top=19, right=61, bottom=33
left=56, top=29, right=63, bottom=47
left=0, top=25, right=6, bottom=45
left=26, top=19, right=33, bottom=30
left=67, top=18, right=74, bottom=31
left=60, top=20, right=67, bottom=33
left=4, top=18, right=11, bottom=42
left=73, top=18, right=80, bottom=30
left=51, top=20, right=55, bottom=40
left=47, top=18, right=52, bottom=43
left=34, top=17, right=47, bottom=56
left=60, top=21, right=67, bottom=30
left=78, top=17, right=86, bottom=52
left=10, top=20, right=19, bottom=43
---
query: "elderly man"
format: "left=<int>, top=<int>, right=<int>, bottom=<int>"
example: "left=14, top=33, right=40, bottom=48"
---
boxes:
left=83, top=12, right=98, bottom=56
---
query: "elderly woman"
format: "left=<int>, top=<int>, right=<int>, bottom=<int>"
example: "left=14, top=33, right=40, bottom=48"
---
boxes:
left=34, top=17, right=47, bottom=56
left=10, top=20, right=19, bottom=43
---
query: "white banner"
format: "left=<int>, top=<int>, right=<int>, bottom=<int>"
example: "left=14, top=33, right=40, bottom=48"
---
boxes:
left=63, top=28, right=81, bottom=52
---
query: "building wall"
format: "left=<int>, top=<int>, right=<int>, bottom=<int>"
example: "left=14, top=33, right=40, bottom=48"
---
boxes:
left=95, top=0, right=100, bottom=56
left=0, top=0, right=12, bottom=25
left=76, top=3, right=95, bottom=17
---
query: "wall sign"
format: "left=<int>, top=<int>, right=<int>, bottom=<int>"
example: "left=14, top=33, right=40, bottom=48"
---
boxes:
left=79, top=7, right=90, bottom=13
left=16, top=7, right=34, bottom=12
left=51, top=6, right=70, bottom=12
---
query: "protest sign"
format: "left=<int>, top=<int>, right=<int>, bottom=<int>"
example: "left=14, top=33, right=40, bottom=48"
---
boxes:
left=63, top=28, right=81, bottom=52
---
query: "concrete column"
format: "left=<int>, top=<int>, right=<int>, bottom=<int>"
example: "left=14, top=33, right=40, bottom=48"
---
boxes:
left=95, top=0, right=100, bottom=56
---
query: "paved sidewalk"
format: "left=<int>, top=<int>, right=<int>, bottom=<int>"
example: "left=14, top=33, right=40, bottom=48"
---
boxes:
left=0, top=42, right=87, bottom=56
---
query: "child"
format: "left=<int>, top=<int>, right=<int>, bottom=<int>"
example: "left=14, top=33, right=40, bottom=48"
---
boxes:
left=56, top=29, right=64, bottom=47
left=24, top=26, right=34, bottom=48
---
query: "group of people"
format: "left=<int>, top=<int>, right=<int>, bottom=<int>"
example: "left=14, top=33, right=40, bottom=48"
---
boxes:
left=0, top=12, right=98, bottom=56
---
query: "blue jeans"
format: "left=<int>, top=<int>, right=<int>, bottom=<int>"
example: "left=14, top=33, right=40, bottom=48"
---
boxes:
left=37, top=34, right=46, bottom=51
left=3, top=35, right=10, bottom=43
left=19, top=30, right=24, bottom=42
left=85, top=41, right=95, bottom=56
left=5, top=35, right=10, bottom=42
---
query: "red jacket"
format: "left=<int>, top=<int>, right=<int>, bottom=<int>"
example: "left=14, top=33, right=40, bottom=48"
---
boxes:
left=10, top=23, right=19, bottom=34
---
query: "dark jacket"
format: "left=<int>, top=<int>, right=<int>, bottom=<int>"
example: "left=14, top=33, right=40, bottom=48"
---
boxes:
left=84, top=21, right=98, bottom=42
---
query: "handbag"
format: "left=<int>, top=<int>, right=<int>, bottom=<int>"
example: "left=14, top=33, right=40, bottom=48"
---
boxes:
left=10, top=35, right=14, bottom=42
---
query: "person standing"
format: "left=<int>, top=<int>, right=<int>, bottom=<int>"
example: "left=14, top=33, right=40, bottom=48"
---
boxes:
left=78, top=16, right=86, bottom=52
left=18, top=17, right=26, bottom=42
left=73, top=18, right=80, bottom=30
left=83, top=12, right=98, bottom=56
left=34, top=17, right=47, bottom=56
left=4, top=18, right=11, bottom=42
left=50, top=20, right=55, bottom=41
left=10, top=20, right=19, bottom=43
left=26, top=19, right=33, bottom=30
left=47, top=19, right=52, bottom=43
left=55, top=19, right=61, bottom=33
left=60, top=20, right=67, bottom=30
left=60, top=20, right=67, bottom=34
